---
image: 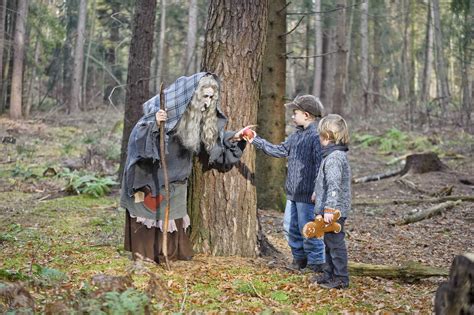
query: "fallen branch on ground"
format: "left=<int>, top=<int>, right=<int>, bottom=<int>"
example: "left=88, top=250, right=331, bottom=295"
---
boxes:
left=348, top=261, right=448, bottom=280
left=353, top=195, right=474, bottom=207
left=392, top=200, right=462, bottom=225
left=353, top=168, right=402, bottom=183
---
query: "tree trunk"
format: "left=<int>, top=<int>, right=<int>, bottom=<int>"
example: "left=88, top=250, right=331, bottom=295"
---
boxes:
left=181, top=0, right=197, bottom=75
left=435, top=254, right=474, bottom=314
left=360, top=0, right=369, bottom=114
left=458, top=4, right=472, bottom=132
left=9, top=0, right=28, bottom=120
left=0, top=0, right=6, bottom=112
left=256, top=0, right=286, bottom=211
left=371, top=1, right=382, bottom=108
left=189, top=0, right=268, bottom=257
left=63, top=1, right=78, bottom=109
left=331, top=0, right=346, bottom=115
left=118, top=0, right=157, bottom=180
left=432, top=0, right=450, bottom=113
left=69, top=0, right=87, bottom=114
left=155, top=0, right=166, bottom=92
left=24, top=34, right=40, bottom=118
left=321, top=28, right=335, bottom=109
left=420, top=0, right=434, bottom=103
left=312, top=0, right=322, bottom=97
left=103, top=0, right=120, bottom=106
left=400, top=152, right=448, bottom=176
left=344, top=0, right=354, bottom=112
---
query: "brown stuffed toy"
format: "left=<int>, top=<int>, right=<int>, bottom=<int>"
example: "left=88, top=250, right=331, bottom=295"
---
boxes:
left=302, top=209, right=342, bottom=239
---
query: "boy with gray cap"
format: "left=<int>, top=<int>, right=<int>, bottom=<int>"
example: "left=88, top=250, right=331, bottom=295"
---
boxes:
left=237, top=95, right=325, bottom=272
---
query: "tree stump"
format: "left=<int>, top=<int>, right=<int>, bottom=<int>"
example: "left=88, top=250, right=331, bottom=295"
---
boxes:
left=434, top=253, right=474, bottom=314
left=400, top=152, right=448, bottom=176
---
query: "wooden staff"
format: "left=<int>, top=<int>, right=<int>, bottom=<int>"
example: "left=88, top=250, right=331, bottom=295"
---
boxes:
left=159, top=82, right=171, bottom=271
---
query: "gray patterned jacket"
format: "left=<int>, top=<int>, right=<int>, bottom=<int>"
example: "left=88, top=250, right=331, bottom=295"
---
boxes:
left=314, top=150, right=351, bottom=217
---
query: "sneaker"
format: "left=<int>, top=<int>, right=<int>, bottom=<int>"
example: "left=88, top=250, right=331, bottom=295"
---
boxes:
left=318, top=278, right=349, bottom=289
left=286, top=258, right=307, bottom=271
left=310, top=273, right=332, bottom=284
left=305, top=263, right=325, bottom=273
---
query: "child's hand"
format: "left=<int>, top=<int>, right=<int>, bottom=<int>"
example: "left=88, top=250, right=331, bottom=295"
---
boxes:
left=155, top=110, right=167, bottom=124
left=323, top=213, right=334, bottom=224
left=233, top=125, right=257, bottom=142
left=311, top=192, right=316, bottom=203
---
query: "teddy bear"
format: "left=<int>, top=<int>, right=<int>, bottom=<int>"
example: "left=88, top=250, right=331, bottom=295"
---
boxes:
left=302, top=209, right=342, bottom=239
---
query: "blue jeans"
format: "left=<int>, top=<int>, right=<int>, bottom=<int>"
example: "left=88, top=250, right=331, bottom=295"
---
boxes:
left=285, top=200, right=325, bottom=264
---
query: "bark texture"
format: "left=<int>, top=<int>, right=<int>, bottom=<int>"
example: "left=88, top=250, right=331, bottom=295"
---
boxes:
left=189, top=0, right=268, bottom=257
left=119, top=0, right=157, bottom=179
left=256, top=0, right=286, bottom=211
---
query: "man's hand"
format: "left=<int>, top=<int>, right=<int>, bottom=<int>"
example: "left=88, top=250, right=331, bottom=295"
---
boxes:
left=323, top=212, right=334, bottom=224
left=155, top=110, right=167, bottom=125
left=232, top=125, right=257, bottom=142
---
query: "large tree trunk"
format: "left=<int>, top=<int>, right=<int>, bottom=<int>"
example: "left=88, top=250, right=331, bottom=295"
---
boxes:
left=256, top=0, right=286, bottom=211
left=69, top=0, right=87, bottom=114
left=432, top=0, right=450, bottom=113
left=9, top=0, right=28, bottom=120
left=189, top=0, right=268, bottom=257
left=118, top=0, right=157, bottom=180
left=181, top=0, right=198, bottom=75
left=312, top=0, right=322, bottom=97
left=331, top=0, right=346, bottom=115
left=360, top=0, right=369, bottom=114
left=321, top=28, right=335, bottom=109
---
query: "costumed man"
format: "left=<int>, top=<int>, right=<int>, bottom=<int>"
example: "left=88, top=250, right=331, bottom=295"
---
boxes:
left=121, top=72, right=247, bottom=262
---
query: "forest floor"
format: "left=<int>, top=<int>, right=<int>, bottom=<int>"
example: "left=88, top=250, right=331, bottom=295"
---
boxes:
left=0, top=107, right=472, bottom=313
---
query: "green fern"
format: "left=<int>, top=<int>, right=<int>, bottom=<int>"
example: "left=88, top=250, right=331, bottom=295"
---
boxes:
left=58, top=169, right=118, bottom=197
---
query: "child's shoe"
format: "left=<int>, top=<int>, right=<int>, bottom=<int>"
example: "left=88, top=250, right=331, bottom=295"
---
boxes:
left=286, top=258, right=307, bottom=271
left=310, top=273, right=332, bottom=284
left=318, top=278, right=349, bottom=289
left=305, top=263, right=325, bottom=273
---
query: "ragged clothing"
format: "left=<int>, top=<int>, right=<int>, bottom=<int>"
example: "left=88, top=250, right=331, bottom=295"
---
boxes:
left=120, top=72, right=246, bottom=226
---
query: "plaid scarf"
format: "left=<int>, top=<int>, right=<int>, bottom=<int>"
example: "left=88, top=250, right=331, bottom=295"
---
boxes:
left=140, top=72, right=222, bottom=133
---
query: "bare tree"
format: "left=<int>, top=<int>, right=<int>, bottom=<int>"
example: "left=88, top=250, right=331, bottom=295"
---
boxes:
left=421, top=0, right=434, bottom=103
left=9, top=0, right=28, bottom=119
left=332, top=0, right=347, bottom=115
left=119, top=0, right=157, bottom=179
left=0, top=0, right=7, bottom=112
left=312, top=0, right=322, bottom=97
left=69, top=0, right=87, bottom=114
left=360, top=0, right=369, bottom=113
left=432, top=0, right=450, bottom=113
left=182, top=0, right=198, bottom=75
left=189, top=0, right=268, bottom=257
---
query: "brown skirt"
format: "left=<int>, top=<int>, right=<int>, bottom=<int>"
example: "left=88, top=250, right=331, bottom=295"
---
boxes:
left=124, top=210, right=194, bottom=263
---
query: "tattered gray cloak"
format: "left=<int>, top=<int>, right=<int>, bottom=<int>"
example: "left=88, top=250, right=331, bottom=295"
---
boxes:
left=120, top=72, right=246, bottom=262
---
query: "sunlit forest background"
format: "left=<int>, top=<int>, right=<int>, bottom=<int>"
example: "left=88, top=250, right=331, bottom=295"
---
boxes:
left=0, top=0, right=472, bottom=313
